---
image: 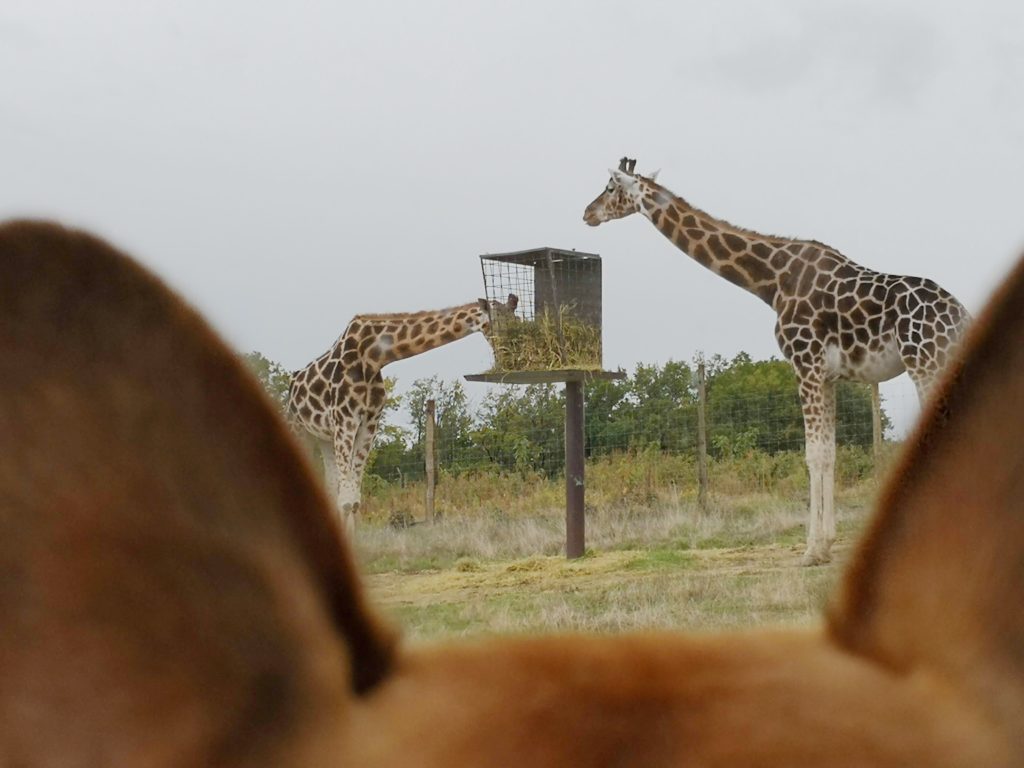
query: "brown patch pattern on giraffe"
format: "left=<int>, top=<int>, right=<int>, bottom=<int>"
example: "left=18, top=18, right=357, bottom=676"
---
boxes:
left=583, top=158, right=970, bottom=564
left=286, top=295, right=518, bottom=529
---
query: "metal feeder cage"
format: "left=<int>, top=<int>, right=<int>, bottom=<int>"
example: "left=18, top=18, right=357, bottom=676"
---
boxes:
left=479, top=247, right=603, bottom=372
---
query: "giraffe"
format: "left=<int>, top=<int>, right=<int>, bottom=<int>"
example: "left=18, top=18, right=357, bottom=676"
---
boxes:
left=583, top=157, right=970, bottom=565
left=287, top=294, right=518, bottom=534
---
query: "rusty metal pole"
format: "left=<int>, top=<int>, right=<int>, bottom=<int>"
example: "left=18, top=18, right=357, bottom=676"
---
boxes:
left=565, top=379, right=585, bottom=559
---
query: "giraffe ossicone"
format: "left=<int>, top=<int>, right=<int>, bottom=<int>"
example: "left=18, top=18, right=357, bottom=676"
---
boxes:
left=585, top=157, right=969, bottom=564
left=287, top=294, right=518, bottom=534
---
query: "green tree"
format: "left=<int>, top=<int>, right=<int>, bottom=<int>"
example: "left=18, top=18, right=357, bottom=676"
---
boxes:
left=474, top=384, right=565, bottom=475
left=705, top=353, right=888, bottom=455
left=404, top=376, right=480, bottom=475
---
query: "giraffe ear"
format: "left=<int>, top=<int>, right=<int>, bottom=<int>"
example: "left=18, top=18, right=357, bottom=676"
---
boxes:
left=648, top=169, right=660, bottom=182
left=611, top=170, right=638, bottom=190
left=506, top=294, right=519, bottom=311
left=478, top=298, right=489, bottom=312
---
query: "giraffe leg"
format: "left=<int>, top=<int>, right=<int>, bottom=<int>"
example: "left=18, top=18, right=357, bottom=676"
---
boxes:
left=349, top=409, right=382, bottom=505
left=799, top=378, right=836, bottom=566
left=333, top=421, right=361, bottom=536
left=318, top=439, right=339, bottom=498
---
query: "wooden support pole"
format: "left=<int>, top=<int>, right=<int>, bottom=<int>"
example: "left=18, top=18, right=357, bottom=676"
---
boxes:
left=565, top=380, right=585, bottom=559
left=696, top=360, right=709, bottom=516
left=425, top=398, right=437, bottom=522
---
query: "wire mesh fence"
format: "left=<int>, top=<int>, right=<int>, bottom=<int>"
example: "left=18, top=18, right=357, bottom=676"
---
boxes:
left=364, top=355, right=922, bottom=493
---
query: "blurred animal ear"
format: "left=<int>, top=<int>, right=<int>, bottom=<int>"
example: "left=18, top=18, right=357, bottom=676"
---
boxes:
left=478, top=298, right=490, bottom=312
left=829, top=251, right=1024, bottom=728
left=648, top=169, right=660, bottom=181
left=506, top=294, right=519, bottom=311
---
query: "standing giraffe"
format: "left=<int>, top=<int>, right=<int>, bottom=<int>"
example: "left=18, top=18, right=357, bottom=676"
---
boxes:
left=288, top=295, right=518, bottom=534
left=584, top=158, right=969, bottom=564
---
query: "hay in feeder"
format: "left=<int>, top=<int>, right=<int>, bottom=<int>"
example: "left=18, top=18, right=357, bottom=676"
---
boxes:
left=488, top=305, right=602, bottom=371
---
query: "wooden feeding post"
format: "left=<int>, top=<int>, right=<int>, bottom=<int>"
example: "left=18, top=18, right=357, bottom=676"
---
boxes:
left=465, top=247, right=624, bottom=559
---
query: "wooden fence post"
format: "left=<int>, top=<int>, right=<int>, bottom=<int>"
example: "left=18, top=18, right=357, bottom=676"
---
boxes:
left=425, top=398, right=437, bottom=522
left=696, top=360, right=709, bottom=516
left=870, top=383, right=882, bottom=477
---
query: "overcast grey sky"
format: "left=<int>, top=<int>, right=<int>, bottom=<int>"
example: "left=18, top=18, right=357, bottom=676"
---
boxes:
left=3, top=1, right=1022, bottom=429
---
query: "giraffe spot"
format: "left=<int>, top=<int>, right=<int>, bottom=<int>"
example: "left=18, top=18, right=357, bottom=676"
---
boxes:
left=736, top=254, right=775, bottom=284
left=836, top=265, right=858, bottom=280
left=664, top=205, right=680, bottom=223
left=813, top=312, right=839, bottom=337
left=854, top=327, right=871, bottom=344
left=779, top=262, right=803, bottom=295
left=786, top=243, right=804, bottom=256
left=861, top=299, right=882, bottom=317
left=426, top=321, right=439, bottom=335
left=872, top=284, right=887, bottom=302
left=440, top=330, right=457, bottom=343
left=310, top=379, right=326, bottom=397
left=350, top=366, right=365, bottom=383
left=651, top=209, right=662, bottom=226
left=691, top=243, right=712, bottom=266
left=708, top=235, right=730, bottom=260
left=796, top=265, right=816, bottom=296
left=680, top=214, right=697, bottom=227
left=718, top=264, right=747, bottom=288
left=367, top=346, right=382, bottom=362
left=395, top=343, right=412, bottom=356
left=299, top=406, right=312, bottom=419
left=723, top=233, right=746, bottom=252
left=370, top=387, right=386, bottom=408
left=686, top=228, right=705, bottom=242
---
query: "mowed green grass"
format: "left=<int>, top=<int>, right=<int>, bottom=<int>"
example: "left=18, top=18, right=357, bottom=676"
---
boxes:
left=354, top=489, right=874, bottom=643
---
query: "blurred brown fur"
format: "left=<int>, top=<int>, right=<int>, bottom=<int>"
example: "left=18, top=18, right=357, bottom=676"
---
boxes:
left=1, top=220, right=1021, bottom=766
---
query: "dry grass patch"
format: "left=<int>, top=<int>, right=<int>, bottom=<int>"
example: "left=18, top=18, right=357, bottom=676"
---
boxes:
left=357, top=496, right=869, bottom=643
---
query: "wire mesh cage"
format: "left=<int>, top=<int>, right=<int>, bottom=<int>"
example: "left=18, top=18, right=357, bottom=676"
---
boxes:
left=480, top=247, right=603, bottom=371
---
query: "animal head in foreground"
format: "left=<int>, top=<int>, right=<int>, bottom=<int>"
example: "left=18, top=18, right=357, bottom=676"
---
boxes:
left=1, top=219, right=1022, bottom=765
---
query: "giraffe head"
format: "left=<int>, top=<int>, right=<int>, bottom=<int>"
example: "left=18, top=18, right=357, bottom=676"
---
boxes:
left=476, top=293, right=519, bottom=336
left=583, top=157, right=656, bottom=226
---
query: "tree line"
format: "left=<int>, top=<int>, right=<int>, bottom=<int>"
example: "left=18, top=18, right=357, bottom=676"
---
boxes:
left=243, top=351, right=889, bottom=485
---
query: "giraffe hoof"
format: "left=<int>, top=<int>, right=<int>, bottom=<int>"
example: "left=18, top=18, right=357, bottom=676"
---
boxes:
left=800, top=550, right=832, bottom=567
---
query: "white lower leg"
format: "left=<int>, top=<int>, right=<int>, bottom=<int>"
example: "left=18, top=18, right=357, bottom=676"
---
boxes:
left=803, top=442, right=831, bottom=564
left=336, top=474, right=361, bottom=536
left=823, top=448, right=836, bottom=548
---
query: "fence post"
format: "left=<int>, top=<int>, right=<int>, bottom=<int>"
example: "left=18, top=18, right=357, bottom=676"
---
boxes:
left=696, top=360, right=709, bottom=516
left=870, top=383, right=882, bottom=477
left=425, top=398, right=437, bottom=522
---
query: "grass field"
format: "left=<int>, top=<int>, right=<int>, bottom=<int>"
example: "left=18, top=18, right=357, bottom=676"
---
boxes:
left=354, top=476, right=879, bottom=643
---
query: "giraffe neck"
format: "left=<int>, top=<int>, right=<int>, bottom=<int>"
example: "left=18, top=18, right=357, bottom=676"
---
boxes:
left=348, top=302, right=486, bottom=369
left=636, top=180, right=781, bottom=306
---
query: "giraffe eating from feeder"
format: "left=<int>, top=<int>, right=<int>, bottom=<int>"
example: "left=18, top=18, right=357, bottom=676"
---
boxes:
left=287, top=293, right=518, bottom=533
left=583, top=157, right=970, bottom=564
